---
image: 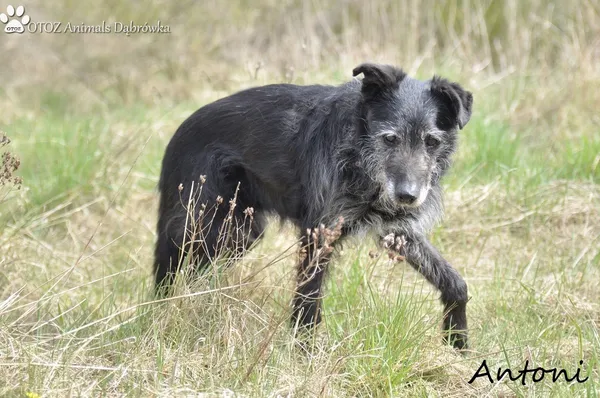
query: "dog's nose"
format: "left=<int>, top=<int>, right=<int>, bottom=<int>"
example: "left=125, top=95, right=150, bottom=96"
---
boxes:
left=395, top=183, right=419, bottom=204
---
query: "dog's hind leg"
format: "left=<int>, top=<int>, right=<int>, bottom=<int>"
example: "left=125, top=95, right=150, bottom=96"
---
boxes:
left=154, top=234, right=186, bottom=295
left=385, top=233, right=469, bottom=350
left=154, top=196, right=188, bottom=295
left=155, top=200, right=265, bottom=294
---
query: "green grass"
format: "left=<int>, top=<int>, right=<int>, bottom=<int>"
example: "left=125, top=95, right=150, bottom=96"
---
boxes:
left=2, top=86, right=598, bottom=397
left=8, top=113, right=109, bottom=208
left=1, top=0, right=600, bottom=396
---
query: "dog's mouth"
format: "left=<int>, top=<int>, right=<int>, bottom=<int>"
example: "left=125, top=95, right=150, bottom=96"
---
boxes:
left=371, top=191, right=422, bottom=216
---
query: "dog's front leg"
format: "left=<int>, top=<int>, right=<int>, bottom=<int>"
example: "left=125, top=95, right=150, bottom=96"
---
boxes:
left=291, top=233, right=333, bottom=332
left=383, top=233, right=469, bottom=350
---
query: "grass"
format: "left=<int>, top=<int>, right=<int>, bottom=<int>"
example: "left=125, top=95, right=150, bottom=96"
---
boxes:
left=1, top=0, right=600, bottom=396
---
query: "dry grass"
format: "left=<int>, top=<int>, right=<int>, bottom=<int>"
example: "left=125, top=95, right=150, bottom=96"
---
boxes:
left=1, top=0, right=599, bottom=396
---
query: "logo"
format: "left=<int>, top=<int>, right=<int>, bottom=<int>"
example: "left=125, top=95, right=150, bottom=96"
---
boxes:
left=0, top=5, right=30, bottom=34
left=0, top=4, right=170, bottom=35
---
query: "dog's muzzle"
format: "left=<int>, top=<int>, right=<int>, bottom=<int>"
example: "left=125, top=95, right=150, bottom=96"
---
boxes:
left=386, top=176, right=430, bottom=208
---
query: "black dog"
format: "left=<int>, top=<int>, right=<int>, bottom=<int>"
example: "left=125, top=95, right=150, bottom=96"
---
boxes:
left=155, top=63, right=473, bottom=349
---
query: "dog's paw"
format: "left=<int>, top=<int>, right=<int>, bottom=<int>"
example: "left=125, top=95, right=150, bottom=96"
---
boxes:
left=443, top=330, right=468, bottom=353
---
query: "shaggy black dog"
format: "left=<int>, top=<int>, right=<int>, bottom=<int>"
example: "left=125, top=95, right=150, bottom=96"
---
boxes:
left=155, top=63, right=473, bottom=349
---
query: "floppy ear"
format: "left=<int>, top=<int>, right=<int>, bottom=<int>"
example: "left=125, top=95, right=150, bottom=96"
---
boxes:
left=352, top=63, right=406, bottom=99
left=430, top=76, right=473, bottom=130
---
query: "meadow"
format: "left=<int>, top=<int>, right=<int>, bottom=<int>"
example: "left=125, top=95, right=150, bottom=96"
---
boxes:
left=1, top=0, right=599, bottom=396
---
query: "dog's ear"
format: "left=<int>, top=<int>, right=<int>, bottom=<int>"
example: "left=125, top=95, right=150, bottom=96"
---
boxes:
left=353, top=63, right=406, bottom=99
left=430, top=76, right=473, bottom=130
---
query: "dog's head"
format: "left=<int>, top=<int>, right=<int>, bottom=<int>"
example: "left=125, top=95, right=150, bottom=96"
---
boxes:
left=353, top=63, right=473, bottom=211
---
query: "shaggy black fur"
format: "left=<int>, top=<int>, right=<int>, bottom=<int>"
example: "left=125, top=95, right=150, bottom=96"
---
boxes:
left=155, top=63, right=473, bottom=349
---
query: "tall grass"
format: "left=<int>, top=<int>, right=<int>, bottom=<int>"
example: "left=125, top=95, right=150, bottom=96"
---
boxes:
left=2, top=0, right=599, bottom=107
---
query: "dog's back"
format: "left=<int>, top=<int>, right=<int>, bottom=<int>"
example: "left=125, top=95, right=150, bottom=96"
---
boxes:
left=163, top=85, right=325, bottom=189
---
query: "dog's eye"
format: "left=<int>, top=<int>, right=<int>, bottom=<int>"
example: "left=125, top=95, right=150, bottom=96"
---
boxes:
left=425, top=135, right=441, bottom=148
left=384, top=134, right=398, bottom=145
